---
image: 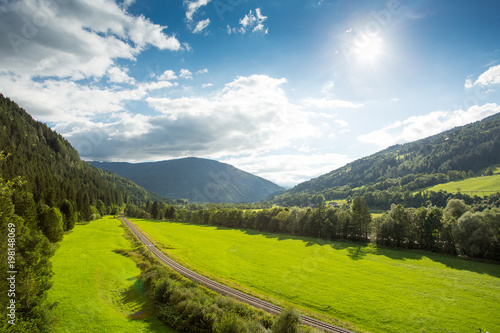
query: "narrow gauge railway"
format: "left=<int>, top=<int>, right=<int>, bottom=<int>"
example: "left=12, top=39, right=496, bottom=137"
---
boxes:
left=121, top=216, right=355, bottom=333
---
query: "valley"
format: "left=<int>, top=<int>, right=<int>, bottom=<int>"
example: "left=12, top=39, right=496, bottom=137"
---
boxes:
left=47, top=217, right=175, bottom=333
left=130, top=218, right=500, bottom=333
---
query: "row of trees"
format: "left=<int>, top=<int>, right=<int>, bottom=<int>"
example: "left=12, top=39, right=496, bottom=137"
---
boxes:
left=127, top=197, right=500, bottom=260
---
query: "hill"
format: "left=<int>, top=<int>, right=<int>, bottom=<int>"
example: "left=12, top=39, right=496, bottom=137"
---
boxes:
left=90, top=158, right=284, bottom=203
left=272, top=113, right=500, bottom=207
left=0, top=94, right=169, bottom=220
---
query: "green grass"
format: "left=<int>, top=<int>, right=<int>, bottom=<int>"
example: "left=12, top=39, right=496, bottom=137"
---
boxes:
left=48, top=216, right=176, bottom=333
left=132, top=218, right=500, bottom=333
left=418, top=174, right=500, bottom=195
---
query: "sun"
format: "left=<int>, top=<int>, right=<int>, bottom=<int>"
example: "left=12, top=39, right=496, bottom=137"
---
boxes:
left=356, top=37, right=384, bottom=64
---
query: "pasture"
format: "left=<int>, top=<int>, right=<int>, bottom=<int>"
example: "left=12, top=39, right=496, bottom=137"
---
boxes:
left=419, top=174, right=500, bottom=196
left=48, top=216, right=175, bottom=333
left=132, top=218, right=500, bottom=333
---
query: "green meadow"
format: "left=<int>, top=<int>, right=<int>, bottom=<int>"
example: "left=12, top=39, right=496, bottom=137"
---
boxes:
left=419, top=174, right=500, bottom=195
left=132, top=218, right=500, bottom=333
left=48, top=216, right=175, bottom=333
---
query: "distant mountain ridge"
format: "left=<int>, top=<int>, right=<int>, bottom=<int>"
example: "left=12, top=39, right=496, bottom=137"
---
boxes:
left=90, top=158, right=284, bottom=203
left=272, top=112, right=500, bottom=206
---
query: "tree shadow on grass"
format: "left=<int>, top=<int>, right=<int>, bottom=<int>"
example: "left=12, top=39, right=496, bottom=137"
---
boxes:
left=138, top=220, right=500, bottom=279
left=120, top=278, right=176, bottom=333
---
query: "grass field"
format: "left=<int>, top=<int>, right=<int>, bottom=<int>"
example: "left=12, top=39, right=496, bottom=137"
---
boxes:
left=48, top=216, right=175, bottom=333
left=418, top=174, right=500, bottom=195
left=132, top=218, right=500, bottom=333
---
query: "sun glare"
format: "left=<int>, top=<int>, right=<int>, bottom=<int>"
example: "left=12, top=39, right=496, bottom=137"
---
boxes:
left=356, top=37, right=384, bottom=64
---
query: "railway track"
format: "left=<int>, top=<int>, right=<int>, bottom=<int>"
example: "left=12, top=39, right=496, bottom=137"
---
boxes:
left=121, top=216, right=354, bottom=333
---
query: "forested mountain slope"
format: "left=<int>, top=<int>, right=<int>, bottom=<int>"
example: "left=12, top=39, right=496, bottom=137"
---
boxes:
left=272, top=113, right=500, bottom=207
left=90, top=158, right=284, bottom=203
left=0, top=94, right=169, bottom=220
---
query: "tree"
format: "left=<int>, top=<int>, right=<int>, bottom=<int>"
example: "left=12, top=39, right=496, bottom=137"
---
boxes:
left=272, top=308, right=302, bottom=333
left=351, top=196, right=371, bottom=240
left=60, top=199, right=76, bottom=231
left=151, top=201, right=160, bottom=220
left=38, top=205, right=64, bottom=243
left=484, top=168, right=494, bottom=176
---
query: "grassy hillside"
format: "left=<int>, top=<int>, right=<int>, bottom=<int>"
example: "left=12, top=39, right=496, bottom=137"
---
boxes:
left=132, top=219, right=500, bottom=333
left=90, top=158, right=284, bottom=203
left=48, top=217, right=175, bottom=333
left=420, top=173, right=500, bottom=195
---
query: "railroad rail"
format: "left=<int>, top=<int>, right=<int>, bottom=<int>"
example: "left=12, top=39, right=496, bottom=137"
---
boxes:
left=121, top=216, right=354, bottom=333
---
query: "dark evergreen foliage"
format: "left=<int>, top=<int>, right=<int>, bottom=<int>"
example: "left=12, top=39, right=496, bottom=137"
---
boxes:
left=0, top=93, right=171, bottom=223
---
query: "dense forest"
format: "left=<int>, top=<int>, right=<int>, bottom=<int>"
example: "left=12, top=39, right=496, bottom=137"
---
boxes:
left=0, top=94, right=170, bottom=221
left=126, top=196, right=500, bottom=261
left=270, top=113, right=500, bottom=208
left=0, top=94, right=171, bottom=331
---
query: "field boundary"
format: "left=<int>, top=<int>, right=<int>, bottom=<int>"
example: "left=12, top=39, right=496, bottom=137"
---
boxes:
left=121, top=216, right=355, bottom=333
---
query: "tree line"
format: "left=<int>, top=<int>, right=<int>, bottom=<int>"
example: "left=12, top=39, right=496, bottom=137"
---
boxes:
left=127, top=197, right=500, bottom=261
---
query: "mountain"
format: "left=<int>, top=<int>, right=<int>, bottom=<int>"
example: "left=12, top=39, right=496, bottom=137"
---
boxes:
left=0, top=94, right=170, bottom=221
left=272, top=113, right=500, bottom=207
left=90, top=158, right=285, bottom=203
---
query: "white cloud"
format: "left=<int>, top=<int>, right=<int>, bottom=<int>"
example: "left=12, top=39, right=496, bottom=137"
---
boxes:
left=179, top=69, right=193, bottom=80
left=158, top=70, right=178, bottom=81
left=202, top=83, right=213, bottom=88
left=197, top=69, right=209, bottom=75
left=107, top=66, right=135, bottom=84
left=193, top=18, right=210, bottom=33
left=0, top=0, right=182, bottom=80
left=301, top=97, right=363, bottom=110
left=53, top=74, right=320, bottom=164
left=227, top=8, right=268, bottom=35
left=358, top=103, right=500, bottom=148
left=221, top=153, right=352, bottom=187
left=184, top=0, right=211, bottom=22
left=465, top=64, right=500, bottom=88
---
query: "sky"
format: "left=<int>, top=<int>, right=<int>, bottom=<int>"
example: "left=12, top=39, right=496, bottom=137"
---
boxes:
left=0, top=0, right=500, bottom=187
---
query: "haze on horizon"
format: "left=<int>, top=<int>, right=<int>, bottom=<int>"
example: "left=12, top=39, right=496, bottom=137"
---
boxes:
left=1, top=0, right=499, bottom=187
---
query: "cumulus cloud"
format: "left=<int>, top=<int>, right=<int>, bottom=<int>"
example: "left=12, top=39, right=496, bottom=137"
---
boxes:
left=179, top=69, right=193, bottom=80
left=301, top=97, right=363, bottom=110
left=0, top=0, right=182, bottom=80
left=358, top=103, right=500, bottom=148
left=221, top=153, right=352, bottom=187
left=50, top=75, right=320, bottom=164
left=158, top=70, right=178, bottom=81
left=465, top=64, right=500, bottom=88
left=227, top=8, right=268, bottom=35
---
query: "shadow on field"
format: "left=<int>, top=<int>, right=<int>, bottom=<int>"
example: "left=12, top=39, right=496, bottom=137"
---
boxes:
left=143, top=220, right=500, bottom=279
left=121, top=278, right=174, bottom=332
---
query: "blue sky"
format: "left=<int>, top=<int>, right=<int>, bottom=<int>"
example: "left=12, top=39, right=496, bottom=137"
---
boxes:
left=1, top=0, right=500, bottom=187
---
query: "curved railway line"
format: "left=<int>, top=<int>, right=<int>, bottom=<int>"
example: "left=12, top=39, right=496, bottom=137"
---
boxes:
left=121, top=216, right=355, bottom=333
